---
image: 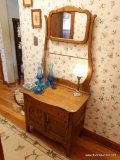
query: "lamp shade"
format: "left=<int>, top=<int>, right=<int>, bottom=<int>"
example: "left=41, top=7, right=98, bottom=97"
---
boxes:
left=73, top=64, right=87, bottom=77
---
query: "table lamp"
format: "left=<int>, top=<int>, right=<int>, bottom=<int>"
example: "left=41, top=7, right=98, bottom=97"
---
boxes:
left=73, top=64, right=87, bottom=96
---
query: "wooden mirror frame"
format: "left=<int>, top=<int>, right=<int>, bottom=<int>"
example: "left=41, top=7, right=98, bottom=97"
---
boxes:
left=47, top=6, right=91, bottom=44
left=43, top=7, right=97, bottom=93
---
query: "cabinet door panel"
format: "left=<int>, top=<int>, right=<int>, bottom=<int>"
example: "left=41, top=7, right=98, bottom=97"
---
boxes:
left=46, top=114, right=68, bottom=140
left=26, top=104, right=45, bottom=131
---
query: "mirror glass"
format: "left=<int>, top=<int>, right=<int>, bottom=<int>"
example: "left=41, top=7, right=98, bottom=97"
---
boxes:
left=48, top=6, right=91, bottom=44
left=50, top=12, right=87, bottom=41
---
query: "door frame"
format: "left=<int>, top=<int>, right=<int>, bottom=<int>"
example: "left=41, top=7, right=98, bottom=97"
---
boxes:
left=0, top=53, right=4, bottom=83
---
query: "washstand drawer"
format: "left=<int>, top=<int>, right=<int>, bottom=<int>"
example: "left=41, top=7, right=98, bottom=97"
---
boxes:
left=24, top=94, right=34, bottom=105
left=46, top=106, right=69, bottom=122
left=24, top=94, right=69, bottom=122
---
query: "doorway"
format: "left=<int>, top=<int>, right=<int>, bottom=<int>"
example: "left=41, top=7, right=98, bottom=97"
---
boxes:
left=12, top=18, right=23, bottom=84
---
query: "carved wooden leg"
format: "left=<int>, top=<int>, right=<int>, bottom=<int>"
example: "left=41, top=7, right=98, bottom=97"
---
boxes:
left=66, top=142, right=71, bottom=157
left=26, top=124, right=30, bottom=132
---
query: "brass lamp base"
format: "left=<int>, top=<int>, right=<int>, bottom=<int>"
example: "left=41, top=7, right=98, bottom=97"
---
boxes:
left=73, top=90, right=82, bottom=97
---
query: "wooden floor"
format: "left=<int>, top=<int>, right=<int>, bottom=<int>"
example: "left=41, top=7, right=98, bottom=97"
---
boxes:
left=0, top=82, right=119, bottom=160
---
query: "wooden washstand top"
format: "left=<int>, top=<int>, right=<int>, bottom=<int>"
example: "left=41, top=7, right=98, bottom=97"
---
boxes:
left=20, top=85, right=90, bottom=113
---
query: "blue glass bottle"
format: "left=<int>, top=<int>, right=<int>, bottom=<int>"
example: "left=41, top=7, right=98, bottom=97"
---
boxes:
left=36, top=62, right=43, bottom=85
left=47, top=63, right=54, bottom=87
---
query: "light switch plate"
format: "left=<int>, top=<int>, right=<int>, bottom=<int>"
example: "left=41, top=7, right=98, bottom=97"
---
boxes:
left=34, top=36, right=38, bottom=46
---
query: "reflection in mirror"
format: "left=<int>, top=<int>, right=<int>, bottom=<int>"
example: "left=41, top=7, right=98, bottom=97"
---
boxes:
left=63, top=12, right=71, bottom=39
left=74, top=12, right=87, bottom=41
left=51, top=12, right=87, bottom=41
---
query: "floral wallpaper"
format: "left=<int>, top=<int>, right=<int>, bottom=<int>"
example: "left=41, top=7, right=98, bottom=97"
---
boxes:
left=0, top=22, right=8, bottom=82
left=18, top=0, right=120, bottom=145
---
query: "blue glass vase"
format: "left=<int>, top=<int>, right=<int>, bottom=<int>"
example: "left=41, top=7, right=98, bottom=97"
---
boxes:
left=36, top=62, right=43, bottom=85
left=47, top=63, right=54, bottom=87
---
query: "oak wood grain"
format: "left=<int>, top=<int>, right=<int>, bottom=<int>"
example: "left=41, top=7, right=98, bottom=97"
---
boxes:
left=20, top=86, right=89, bottom=112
